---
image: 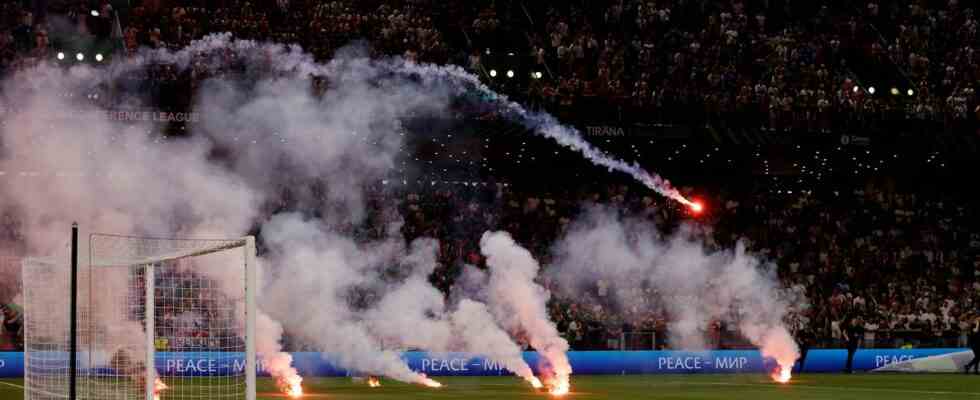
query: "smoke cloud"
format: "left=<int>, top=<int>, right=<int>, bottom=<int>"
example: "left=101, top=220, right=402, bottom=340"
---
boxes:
left=450, top=299, right=541, bottom=387
left=1, top=32, right=719, bottom=393
left=477, top=231, right=572, bottom=393
left=549, top=206, right=799, bottom=372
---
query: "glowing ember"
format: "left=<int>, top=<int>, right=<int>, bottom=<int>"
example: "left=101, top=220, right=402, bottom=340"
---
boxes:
left=771, top=366, right=791, bottom=384
left=549, top=381, right=570, bottom=397
left=367, top=376, right=381, bottom=388
left=529, top=377, right=543, bottom=389
left=543, top=376, right=571, bottom=397
left=152, top=378, right=168, bottom=400
left=277, top=375, right=304, bottom=398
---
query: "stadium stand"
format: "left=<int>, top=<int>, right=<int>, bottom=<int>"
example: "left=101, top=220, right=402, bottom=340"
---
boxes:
left=0, top=0, right=977, bottom=352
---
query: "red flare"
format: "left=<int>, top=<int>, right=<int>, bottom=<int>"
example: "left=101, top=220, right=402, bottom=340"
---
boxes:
left=771, top=366, right=791, bottom=384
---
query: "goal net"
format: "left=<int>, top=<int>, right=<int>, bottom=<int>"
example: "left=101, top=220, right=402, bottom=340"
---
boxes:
left=23, top=234, right=257, bottom=400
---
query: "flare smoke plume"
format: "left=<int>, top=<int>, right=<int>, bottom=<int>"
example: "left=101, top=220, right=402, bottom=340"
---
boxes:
left=477, top=232, right=572, bottom=392
left=549, top=207, right=799, bottom=372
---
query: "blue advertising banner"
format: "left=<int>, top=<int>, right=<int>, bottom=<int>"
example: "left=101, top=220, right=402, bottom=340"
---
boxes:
left=0, top=352, right=22, bottom=378
left=0, top=348, right=968, bottom=378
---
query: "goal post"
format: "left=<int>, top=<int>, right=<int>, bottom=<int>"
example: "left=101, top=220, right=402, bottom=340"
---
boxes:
left=23, top=228, right=257, bottom=400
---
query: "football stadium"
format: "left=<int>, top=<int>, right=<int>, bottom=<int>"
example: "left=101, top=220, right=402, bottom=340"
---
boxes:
left=0, top=0, right=978, bottom=399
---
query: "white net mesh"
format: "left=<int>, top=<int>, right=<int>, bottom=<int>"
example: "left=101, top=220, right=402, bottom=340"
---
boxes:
left=23, top=258, right=69, bottom=400
left=24, top=234, right=256, bottom=400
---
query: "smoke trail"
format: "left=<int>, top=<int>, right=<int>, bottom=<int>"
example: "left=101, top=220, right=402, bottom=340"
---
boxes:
left=549, top=206, right=799, bottom=373
left=479, top=231, right=571, bottom=393
left=101, top=34, right=690, bottom=207
left=393, top=62, right=694, bottom=207
left=451, top=299, right=542, bottom=388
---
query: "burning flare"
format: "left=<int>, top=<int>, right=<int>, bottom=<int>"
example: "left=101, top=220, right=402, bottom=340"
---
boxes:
left=277, top=374, right=304, bottom=398
left=420, top=377, right=443, bottom=388
left=771, top=366, right=792, bottom=384
left=529, top=377, right=543, bottom=389
left=152, top=378, right=168, bottom=400
left=549, top=381, right=570, bottom=396
left=543, top=375, right=571, bottom=397
left=367, top=376, right=381, bottom=388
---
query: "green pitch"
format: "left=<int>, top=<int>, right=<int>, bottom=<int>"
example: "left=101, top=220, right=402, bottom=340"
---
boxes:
left=2, top=374, right=979, bottom=399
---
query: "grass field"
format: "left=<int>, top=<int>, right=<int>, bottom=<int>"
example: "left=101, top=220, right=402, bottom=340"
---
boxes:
left=2, top=374, right=979, bottom=399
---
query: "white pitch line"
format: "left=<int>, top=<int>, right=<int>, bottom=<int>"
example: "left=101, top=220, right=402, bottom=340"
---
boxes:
left=0, top=380, right=71, bottom=399
left=0, top=381, right=25, bottom=389
left=664, top=381, right=980, bottom=396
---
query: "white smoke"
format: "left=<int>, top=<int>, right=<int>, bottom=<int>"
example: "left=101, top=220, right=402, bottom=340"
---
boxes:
left=451, top=299, right=541, bottom=387
left=0, top=62, right=263, bottom=380
left=549, top=206, right=799, bottom=371
left=477, top=231, right=571, bottom=391
left=395, top=63, right=692, bottom=207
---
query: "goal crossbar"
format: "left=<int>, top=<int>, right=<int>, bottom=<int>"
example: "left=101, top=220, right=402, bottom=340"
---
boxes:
left=89, top=236, right=248, bottom=267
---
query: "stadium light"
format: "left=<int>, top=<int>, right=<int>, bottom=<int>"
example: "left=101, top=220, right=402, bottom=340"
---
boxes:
left=489, top=69, right=497, bottom=78
left=56, top=52, right=65, bottom=60
left=907, top=89, right=914, bottom=96
left=90, top=10, right=100, bottom=17
left=75, top=53, right=84, bottom=61
left=506, top=70, right=514, bottom=78
left=868, top=86, right=875, bottom=94
left=95, top=53, right=104, bottom=62
left=890, top=87, right=899, bottom=96
left=852, top=86, right=859, bottom=93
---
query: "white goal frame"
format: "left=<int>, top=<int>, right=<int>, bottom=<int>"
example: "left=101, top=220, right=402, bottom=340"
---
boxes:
left=88, top=236, right=258, bottom=400
left=23, top=233, right=258, bottom=400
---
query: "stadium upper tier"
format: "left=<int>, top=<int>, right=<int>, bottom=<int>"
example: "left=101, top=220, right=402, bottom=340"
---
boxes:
left=0, top=0, right=977, bottom=132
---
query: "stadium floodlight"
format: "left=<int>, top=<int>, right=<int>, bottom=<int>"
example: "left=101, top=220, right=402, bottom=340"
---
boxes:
left=75, top=53, right=84, bottom=61
left=489, top=69, right=497, bottom=77
left=506, top=70, right=514, bottom=78
left=91, top=10, right=100, bottom=17
left=24, top=228, right=258, bottom=400
left=868, top=86, right=876, bottom=94
left=907, top=89, right=914, bottom=96
left=890, top=87, right=899, bottom=96
left=852, top=86, right=859, bottom=93
left=95, top=53, right=104, bottom=62
left=56, top=52, right=65, bottom=60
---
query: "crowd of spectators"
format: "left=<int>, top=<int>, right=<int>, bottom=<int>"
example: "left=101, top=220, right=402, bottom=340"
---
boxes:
left=147, top=264, right=245, bottom=352
left=870, top=1, right=979, bottom=129
left=2, top=1, right=978, bottom=132
left=121, top=0, right=449, bottom=63
left=524, top=1, right=979, bottom=133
